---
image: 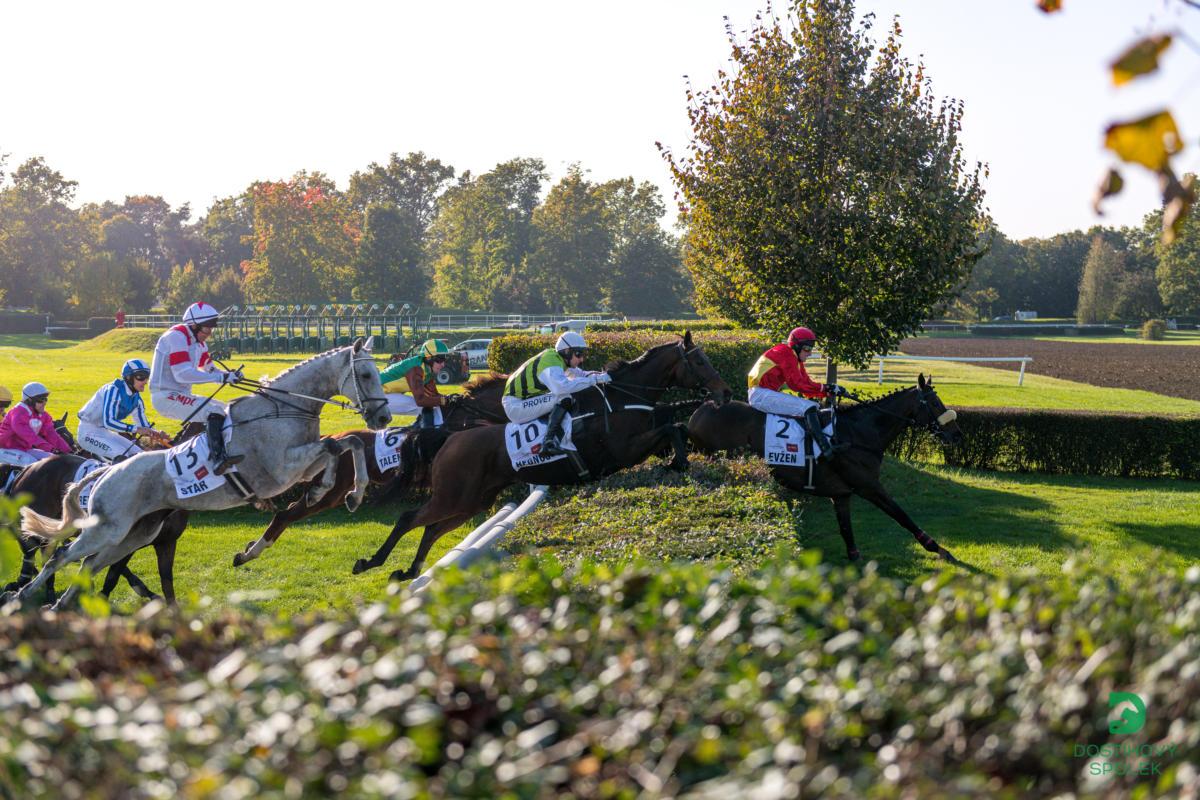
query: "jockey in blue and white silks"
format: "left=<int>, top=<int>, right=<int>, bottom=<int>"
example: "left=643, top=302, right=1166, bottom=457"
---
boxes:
left=77, top=359, right=169, bottom=461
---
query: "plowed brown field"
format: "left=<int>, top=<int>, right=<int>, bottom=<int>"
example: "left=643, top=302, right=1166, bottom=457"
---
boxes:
left=899, top=337, right=1200, bottom=400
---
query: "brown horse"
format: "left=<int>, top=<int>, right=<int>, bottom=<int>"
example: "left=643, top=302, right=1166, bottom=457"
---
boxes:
left=688, top=374, right=963, bottom=562
left=231, top=374, right=507, bottom=566
left=352, top=332, right=733, bottom=582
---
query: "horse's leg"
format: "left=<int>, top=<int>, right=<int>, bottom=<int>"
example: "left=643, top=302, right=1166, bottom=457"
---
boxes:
left=154, top=532, right=178, bottom=604
left=235, top=459, right=351, bottom=567
left=336, top=436, right=369, bottom=512
left=831, top=494, right=860, bottom=561
left=612, top=424, right=690, bottom=473
left=853, top=483, right=956, bottom=562
left=352, top=507, right=423, bottom=574
left=390, top=513, right=475, bottom=583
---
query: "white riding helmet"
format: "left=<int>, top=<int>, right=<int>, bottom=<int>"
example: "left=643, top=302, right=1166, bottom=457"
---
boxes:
left=22, top=382, right=50, bottom=401
left=555, top=331, right=587, bottom=354
left=182, top=302, right=220, bottom=327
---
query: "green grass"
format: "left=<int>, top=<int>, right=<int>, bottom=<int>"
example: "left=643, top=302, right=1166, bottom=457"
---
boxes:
left=3, top=330, right=1197, bottom=615
left=820, top=357, right=1200, bottom=414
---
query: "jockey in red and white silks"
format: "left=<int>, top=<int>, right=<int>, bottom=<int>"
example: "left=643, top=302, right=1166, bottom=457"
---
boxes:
left=149, top=302, right=239, bottom=423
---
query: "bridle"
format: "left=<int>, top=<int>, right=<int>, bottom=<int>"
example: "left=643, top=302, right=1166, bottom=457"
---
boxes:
left=604, top=342, right=715, bottom=406
left=228, top=349, right=389, bottom=423
left=854, top=385, right=957, bottom=436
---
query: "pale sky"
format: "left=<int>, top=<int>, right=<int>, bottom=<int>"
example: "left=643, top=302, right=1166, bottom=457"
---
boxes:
left=3, top=0, right=1198, bottom=240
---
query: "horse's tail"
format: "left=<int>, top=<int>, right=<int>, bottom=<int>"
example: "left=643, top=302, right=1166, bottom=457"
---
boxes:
left=368, top=427, right=455, bottom=505
left=19, top=471, right=101, bottom=541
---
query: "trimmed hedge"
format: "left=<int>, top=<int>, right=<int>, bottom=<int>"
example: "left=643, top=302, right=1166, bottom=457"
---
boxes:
left=1, top=553, right=1197, bottom=798
left=970, top=324, right=1124, bottom=336
left=0, top=312, right=50, bottom=334
left=888, top=406, right=1200, bottom=479
left=490, top=330, right=771, bottom=400
left=587, top=319, right=743, bottom=333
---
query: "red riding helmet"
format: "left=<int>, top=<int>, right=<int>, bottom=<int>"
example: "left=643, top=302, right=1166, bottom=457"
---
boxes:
left=787, top=326, right=817, bottom=348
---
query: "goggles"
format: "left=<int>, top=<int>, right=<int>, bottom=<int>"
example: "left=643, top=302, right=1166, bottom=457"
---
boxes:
left=29, top=395, right=49, bottom=404
left=131, top=371, right=151, bottom=381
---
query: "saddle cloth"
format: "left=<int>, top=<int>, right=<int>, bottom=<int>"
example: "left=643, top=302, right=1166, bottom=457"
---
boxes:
left=764, top=413, right=833, bottom=467
left=374, top=427, right=406, bottom=473
left=505, top=414, right=577, bottom=471
left=74, top=458, right=105, bottom=513
left=164, top=435, right=228, bottom=499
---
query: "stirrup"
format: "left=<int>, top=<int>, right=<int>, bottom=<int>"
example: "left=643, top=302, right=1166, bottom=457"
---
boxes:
left=540, top=437, right=565, bottom=458
left=213, top=453, right=245, bottom=476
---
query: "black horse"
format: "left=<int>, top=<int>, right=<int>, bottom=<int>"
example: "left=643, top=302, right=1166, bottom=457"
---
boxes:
left=688, top=374, right=963, bottom=562
left=353, top=332, right=732, bottom=581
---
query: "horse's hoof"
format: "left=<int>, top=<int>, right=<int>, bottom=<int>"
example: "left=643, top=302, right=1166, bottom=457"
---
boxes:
left=388, top=568, right=416, bottom=583
left=937, top=546, right=958, bottom=564
left=345, top=494, right=363, bottom=513
left=668, top=458, right=689, bottom=473
left=232, top=552, right=246, bottom=567
left=352, top=558, right=371, bottom=575
left=847, top=549, right=861, bottom=561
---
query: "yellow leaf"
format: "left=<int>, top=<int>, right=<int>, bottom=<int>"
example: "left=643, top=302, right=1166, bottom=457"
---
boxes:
left=1036, top=0, right=1062, bottom=13
left=1104, top=111, right=1182, bottom=171
left=1111, top=35, right=1172, bottom=86
left=1092, top=168, right=1124, bottom=215
left=1160, top=171, right=1196, bottom=245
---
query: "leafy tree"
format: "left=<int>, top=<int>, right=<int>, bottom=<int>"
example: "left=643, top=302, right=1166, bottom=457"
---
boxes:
left=1156, top=189, right=1200, bottom=315
left=1020, top=232, right=1091, bottom=317
left=596, top=178, right=690, bottom=315
left=429, top=158, right=546, bottom=310
left=199, top=193, right=254, bottom=277
left=950, top=227, right=1025, bottom=319
left=1112, top=269, right=1164, bottom=322
left=67, top=251, right=156, bottom=317
left=1075, top=237, right=1124, bottom=323
left=663, top=0, right=986, bottom=367
left=241, top=173, right=359, bottom=303
left=347, top=151, right=454, bottom=227
left=0, top=157, right=86, bottom=312
left=353, top=204, right=427, bottom=301
left=528, top=166, right=612, bottom=313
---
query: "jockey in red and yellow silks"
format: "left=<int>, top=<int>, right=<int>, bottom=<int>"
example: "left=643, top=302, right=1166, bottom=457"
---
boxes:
left=747, top=326, right=847, bottom=459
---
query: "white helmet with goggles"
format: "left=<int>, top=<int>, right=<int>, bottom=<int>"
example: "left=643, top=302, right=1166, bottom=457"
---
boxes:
left=182, top=302, right=220, bottom=327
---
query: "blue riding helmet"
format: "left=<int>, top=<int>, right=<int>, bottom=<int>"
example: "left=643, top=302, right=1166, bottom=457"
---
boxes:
left=122, top=358, right=151, bottom=380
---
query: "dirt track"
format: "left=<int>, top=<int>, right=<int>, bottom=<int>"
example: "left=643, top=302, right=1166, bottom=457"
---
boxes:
left=899, top=337, right=1200, bottom=401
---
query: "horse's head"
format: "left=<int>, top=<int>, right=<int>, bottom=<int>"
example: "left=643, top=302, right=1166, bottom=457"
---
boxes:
left=347, top=337, right=393, bottom=430
left=916, top=374, right=962, bottom=445
left=668, top=331, right=732, bottom=404
left=54, top=412, right=78, bottom=451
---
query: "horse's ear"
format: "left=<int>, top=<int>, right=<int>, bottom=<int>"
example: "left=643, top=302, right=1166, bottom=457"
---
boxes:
left=57, top=412, right=67, bottom=424
left=683, top=330, right=693, bottom=347
left=918, top=373, right=927, bottom=389
left=352, top=336, right=365, bottom=353
left=363, top=335, right=375, bottom=352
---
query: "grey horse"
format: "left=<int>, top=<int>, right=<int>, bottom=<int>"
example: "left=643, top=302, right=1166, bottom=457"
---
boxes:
left=10, top=337, right=391, bottom=609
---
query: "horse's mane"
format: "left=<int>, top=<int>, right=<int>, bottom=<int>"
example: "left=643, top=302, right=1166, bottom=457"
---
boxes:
left=462, top=372, right=507, bottom=396
left=605, top=338, right=681, bottom=377
left=263, top=345, right=349, bottom=385
left=840, top=385, right=917, bottom=412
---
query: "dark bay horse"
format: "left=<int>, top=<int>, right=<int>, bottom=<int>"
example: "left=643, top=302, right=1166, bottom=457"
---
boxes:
left=353, top=332, right=733, bottom=582
left=231, top=374, right=507, bottom=567
left=688, top=374, right=963, bottom=562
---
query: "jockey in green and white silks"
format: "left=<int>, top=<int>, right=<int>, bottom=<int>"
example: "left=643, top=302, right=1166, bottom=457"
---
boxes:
left=77, top=359, right=170, bottom=462
left=149, top=302, right=244, bottom=474
left=503, top=332, right=611, bottom=457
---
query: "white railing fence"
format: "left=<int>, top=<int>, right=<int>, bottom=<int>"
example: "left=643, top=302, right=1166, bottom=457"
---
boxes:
left=871, top=355, right=1033, bottom=386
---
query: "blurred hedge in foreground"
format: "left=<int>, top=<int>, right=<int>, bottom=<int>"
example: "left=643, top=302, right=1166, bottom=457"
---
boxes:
left=889, top=406, right=1200, bottom=479
left=1, top=556, right=1197, bottom=798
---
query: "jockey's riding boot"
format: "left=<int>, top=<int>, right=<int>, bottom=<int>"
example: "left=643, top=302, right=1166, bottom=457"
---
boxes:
left=207, top=413, right=244, bottom=475
left=419, top=407, right=438, bottom=429
left=803, top=407, right=846, bottom=460
left=539, top=403, right=570, bottom=458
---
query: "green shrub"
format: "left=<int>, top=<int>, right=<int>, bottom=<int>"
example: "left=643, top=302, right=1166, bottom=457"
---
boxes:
left=490, top=330, right=771, bottom=399
left=1142, top=319, right=1167, bottom=340
left=889, top=406, right=1200, bottom=478
left=1, top=556, right=1197, bottom=798
left=588, top=318, right=743, bottom=333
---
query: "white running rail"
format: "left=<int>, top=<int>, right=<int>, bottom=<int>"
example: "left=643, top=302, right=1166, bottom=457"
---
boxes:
left=411, top=484, right=549, bottom=593
left=874, top=355, right=1033, bottom=386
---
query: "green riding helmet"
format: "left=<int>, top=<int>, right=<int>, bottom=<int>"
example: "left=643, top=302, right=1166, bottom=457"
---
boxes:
left=421, top=339, right=450, bottom=360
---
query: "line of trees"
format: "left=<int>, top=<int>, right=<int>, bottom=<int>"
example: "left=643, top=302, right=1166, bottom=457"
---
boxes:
left=0, top=151, right=693, bottom=318
left=949, top=197, right=1200, bottom=323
